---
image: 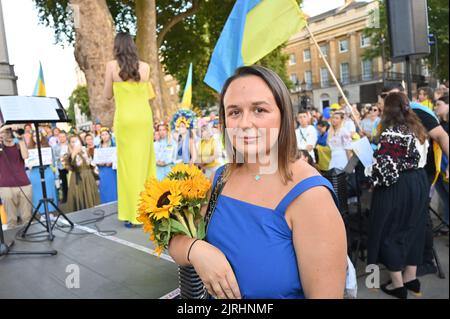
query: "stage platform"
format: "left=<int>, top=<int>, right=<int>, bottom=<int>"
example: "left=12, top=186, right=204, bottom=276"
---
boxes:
left=0, top=202, right=179, bottom=299
left=0, top=201, right=448, bottom=299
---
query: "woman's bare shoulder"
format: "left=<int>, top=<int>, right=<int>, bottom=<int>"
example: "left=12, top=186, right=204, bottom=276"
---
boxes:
left=289, top=159, right=321, bottom=185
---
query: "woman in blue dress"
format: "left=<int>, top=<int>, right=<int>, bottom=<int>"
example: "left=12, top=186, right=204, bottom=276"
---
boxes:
left=169, top=66, right=348, bottom=299
left=26, top=133, right=58, bottom=219
left=171, top=110, right=197, bottom=165
left=96, top=128, right=118, bottom=204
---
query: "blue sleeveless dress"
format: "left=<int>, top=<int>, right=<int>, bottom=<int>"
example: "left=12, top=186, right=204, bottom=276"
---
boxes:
left=206, top=165, right=337, bottom=299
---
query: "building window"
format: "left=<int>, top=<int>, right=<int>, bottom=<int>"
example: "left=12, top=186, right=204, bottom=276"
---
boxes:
left=339, top=39, right=349, bottom=53
left=303, top=49, right=311, bottom=62
left=360, top=34, right=371, bottom=48
left=362, top=59, right=373, bottom=81
left=170, top=87, right=175, bottom=95
left=176, top=84, right=180, bottom=93
left=340, top=63, right=350, bottom=85
left=320, top=67, right=329, bottom=88
left=289, top=53, right=296, bottom=65
left=320, top=44, right=328, bottom=57
left=320, top=93, right=331, bottom=109
left=290, top=73, right=299, bottom=87
left=304, top=71, right=313, bottom=90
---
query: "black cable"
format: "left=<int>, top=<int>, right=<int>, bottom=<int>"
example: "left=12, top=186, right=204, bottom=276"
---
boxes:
left=14, top=209, right=118, bottom=242
left=54, top=209, right=118, bottom=237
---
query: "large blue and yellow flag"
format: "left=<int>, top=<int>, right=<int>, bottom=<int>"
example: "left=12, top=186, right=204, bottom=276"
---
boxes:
left=204, top=0, right=306, bottom=92
left=33, top=61, right=46, bottom=96
left=181, top=63, right=193, bottom=108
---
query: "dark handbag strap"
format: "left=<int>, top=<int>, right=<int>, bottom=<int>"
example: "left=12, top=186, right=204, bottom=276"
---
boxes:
left=204, top=164, right=229, bottom=236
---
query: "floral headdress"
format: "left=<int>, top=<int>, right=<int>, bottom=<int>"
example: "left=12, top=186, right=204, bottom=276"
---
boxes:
left=170, top=109, right=197, bottom=131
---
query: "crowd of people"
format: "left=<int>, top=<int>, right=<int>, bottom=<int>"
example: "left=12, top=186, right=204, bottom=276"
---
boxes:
left=154, top=113, right=225, bottom=180
left=0, top=123, right=117, bottom=226
left=167, top=81, right=449, bottom=299
left=0, top=31, right=448, bottom=299
left=287, top=83, right=449, bottom=299
left=0, top=111, right=226, bottom=229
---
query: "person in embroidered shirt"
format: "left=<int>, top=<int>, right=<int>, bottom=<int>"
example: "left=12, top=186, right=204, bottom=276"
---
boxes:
left=367, top=92, right=429, bottom=299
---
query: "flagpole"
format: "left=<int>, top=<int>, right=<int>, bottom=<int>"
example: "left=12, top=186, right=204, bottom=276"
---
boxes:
left=305, top=24, right=361, bottom=130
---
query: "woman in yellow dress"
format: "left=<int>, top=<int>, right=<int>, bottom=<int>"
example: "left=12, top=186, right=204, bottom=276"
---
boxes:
left=103, top=32, right=156, bottom=227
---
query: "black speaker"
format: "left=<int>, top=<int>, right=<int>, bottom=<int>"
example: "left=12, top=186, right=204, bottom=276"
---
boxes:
left=360, top=83, right=384, bottom=104
left=386, top=0, right=430, bottom=61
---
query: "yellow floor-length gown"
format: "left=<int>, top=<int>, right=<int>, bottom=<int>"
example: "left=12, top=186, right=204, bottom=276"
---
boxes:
left=113, top=81, right=156, bottom=224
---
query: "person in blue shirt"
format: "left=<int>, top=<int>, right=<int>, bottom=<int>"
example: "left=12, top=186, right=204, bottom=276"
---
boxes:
left=316, top=120, right=329, bottom=147
left=155, top=122, right=177, bottom=180
left=96, top=128, right=118, bottom=204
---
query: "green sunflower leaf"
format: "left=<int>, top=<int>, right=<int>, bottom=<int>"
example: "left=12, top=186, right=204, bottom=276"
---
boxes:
left=169, top=218, right=192, bottom=237
left=197, top=218, right=206, bottom=240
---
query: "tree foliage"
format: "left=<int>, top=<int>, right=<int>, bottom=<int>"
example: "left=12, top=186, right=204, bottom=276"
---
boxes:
left=67, top=85, right=90, bottom=125
left=362, top=0, right=449, bottom=81
left=34, top=0, right=301, bottom=109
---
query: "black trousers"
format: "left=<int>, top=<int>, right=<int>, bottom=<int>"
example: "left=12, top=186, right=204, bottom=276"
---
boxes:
left=422, top=173, right=435, bottom=265
left=58, top=169, right=68, bottom=203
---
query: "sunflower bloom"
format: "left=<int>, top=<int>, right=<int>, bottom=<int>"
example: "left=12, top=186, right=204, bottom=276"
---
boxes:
left=139, top=178, right=182, bottom=221
left=154, top=245, right=163, bottom=256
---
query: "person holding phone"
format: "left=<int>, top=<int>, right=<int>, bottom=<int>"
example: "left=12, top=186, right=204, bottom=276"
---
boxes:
left=0, top=125, right=32, bottom=229
left=63, top=135, right=100, bottom=212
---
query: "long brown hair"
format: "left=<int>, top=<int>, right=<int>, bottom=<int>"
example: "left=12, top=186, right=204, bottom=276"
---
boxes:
left=327, top=111, right=345, bottom=143
left=219, top=65, right=298, bottom=184
left=381, top=92, right=428, bottom=143
left=114, top=32, right=141, bottom=82
left=27, top=133, right=50, bottom=149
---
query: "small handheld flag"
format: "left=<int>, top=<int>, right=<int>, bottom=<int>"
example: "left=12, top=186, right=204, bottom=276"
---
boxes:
left=181, top=63, right=193, bottom=109
left=33, top=61, right=46, bottom=97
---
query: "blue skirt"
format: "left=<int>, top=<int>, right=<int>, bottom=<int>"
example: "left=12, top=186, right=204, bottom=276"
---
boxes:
left=28, top=166, right=59, bottom=213
left=98, top=166, right=118, bottom=204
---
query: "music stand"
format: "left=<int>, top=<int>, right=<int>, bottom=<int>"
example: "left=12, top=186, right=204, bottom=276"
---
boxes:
left=0, top=211, right=57, bottom=257
left=0, top=96, right=74, bottom=242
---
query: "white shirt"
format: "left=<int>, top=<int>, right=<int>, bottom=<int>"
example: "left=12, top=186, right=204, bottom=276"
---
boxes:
left=343, top=118, right=356, bottom=134
left=295, top=125, right=318, bottom=161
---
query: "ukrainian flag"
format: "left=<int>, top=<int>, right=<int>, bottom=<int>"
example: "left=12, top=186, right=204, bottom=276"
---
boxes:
left=181, top=63, right=193, bottom=108
left=33, top=61, right=46, bottom=97
left=204, top=0, right=306, bottom=92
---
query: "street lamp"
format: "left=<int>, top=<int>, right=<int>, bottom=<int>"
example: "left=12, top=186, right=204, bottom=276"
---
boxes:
left=300, top=80, right=309, bottom=110
left=380, top=33, right=386, bottom=81
left=293, top=79, right=302, bottom=112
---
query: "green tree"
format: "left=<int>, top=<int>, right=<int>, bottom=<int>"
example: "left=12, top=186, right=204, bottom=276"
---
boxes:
left=34, top=0, right=301, bottom=117
left=67, top=85, right=90, bottom=125
left=362, top=0, right=449, bottom=81
left=163, top=0, right=300, bottom=108
left=427, top=0, right=449, bottom=81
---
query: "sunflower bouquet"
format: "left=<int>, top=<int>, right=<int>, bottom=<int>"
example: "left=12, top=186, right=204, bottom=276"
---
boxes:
left=137, top=163, right=212, bottom=256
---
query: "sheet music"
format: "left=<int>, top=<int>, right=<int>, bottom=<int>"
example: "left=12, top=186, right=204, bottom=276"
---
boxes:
left=93, top=147, right=117, bottom=165
left=0, top=96, right=61, bottom=122
left=351, top=136, right=374, bottom=168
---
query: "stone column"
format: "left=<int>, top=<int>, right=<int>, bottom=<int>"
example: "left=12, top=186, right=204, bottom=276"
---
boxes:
left=0, top=0, right=18, bottom=95
left=349, top=31, right=359, bottom=79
